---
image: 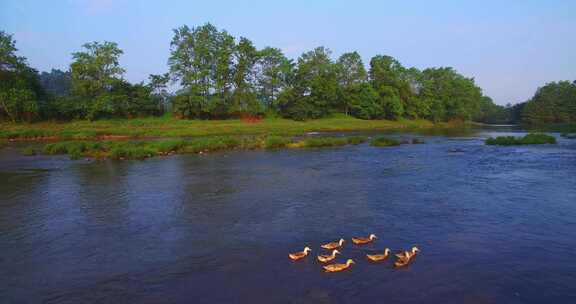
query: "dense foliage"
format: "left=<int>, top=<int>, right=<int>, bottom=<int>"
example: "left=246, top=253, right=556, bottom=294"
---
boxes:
left=475, top=81, right=576, bottom=126
left=0, top=31, right=45, bottom=122
left=39, top=69, right=71, bottom=97
left=166, top=23, right=504, bottom=121
left=64, top=41, right=163, bottom=120
left=521, top=81, right=576, bottom=126
left=3, top=24, right=557, bottom=124
left=168, top=24, right=293, bottom=119
left=0, top=33, right=166, bottom=121
left=370, top=136, right=402, bottom=147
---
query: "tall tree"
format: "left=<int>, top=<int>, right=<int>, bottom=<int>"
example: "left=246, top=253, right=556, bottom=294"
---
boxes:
left=0, top=31, right=43, bottom=122
left=279, top=47, right=338, bottom=120
left=369, top=55, right=405, bottom=119
left=400, top=67, right=428, bottom=119
left=337, top=51, right=367, bottom=88
left=71, top=41, right=125, bottom=99
left=148, top=73, right=170, bottom=112
left=70, top=41, right=125, bottom=119
left=336, top=51, right=367, bottom=115
left=213, top=30, right=235, bottom=108
left=230, top=37, right=260, bottom=114
left=256, top=47, right=293, bottom=109
left=169, top=23, right=230, bottom=118
left=419, top=67, right=483, bottom=121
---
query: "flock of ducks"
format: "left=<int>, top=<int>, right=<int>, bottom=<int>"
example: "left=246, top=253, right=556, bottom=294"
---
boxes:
left=289, top=234, right=420, bottom=272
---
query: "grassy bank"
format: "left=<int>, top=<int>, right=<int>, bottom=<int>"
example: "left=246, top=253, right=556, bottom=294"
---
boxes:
left=21, top=135, right=414, bottom=160
left=485, top=133, right=557, bottom=145
left=0, top=115, right=460, bottom=141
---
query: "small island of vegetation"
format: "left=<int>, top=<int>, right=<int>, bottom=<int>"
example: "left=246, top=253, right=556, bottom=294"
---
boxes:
left=20, top=135, right=416, bottom=160
left=485, top=133, right=557, bottom=146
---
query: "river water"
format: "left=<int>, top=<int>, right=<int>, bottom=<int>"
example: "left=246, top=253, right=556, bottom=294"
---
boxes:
left=1, top=129, right=575, bottom=303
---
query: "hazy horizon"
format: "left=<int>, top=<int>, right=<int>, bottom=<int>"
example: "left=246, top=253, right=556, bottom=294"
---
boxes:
left=2, top=0, right=575, bottom=105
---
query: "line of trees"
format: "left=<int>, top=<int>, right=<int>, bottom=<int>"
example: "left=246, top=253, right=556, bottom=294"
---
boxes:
left=2, top=25, right=513, bottom=123
left=1, top=31, right=168, bottom=122
left=168, top=24, right=491, bottom=122
left=472, top=81, right=576, bottom=125
left=521, top=81, right=576, bottom=125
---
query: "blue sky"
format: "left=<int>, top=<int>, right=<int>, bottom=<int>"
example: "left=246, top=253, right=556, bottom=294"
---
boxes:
left=1, top=0, right=575, bottom=105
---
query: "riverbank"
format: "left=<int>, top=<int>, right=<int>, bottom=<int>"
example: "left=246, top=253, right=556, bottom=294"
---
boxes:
left=0, top=115, right=462, bottom=142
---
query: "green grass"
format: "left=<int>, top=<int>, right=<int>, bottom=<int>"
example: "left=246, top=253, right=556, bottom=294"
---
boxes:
left=182, top=137, right=242, bottom=153
left=26, top=134, right=396, bottom=160
left=346, top=136, right=368, bottom=145
left=302, top=137, right=348, bottom=148
left=370, top=136, right=402, bottom=147
left=109, top=145, right=156, bottom=160
left=485, top=133, right=557, bottom=145
left=22, top=146, right=37, bottom=156
left=43, top=141, right=105, bottom=159
left=264, top=136, right=291, bottom=149
left=148, top=139, right=187, bottom=153
left=0, top=115, right=458, bottom=141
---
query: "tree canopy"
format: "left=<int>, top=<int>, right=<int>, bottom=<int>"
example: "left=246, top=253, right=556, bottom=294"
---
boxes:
left=0, top=31, right=44, bottom=122
left=521, top=81, right=576, bottom=125
left=1, top=24, right=549, bottom=125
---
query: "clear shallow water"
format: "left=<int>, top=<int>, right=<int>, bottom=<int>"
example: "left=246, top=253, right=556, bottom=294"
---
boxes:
left=1, top=130, right=576, bottom=303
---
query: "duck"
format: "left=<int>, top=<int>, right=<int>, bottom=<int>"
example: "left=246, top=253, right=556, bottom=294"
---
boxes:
left=394, top=258, right=411, bottom=268
left=366, top=248, right=391, bottom=262
left=321, top=238, right=345, bottom=250
left=323, top=259, right=355, bottom=272
left=395, top=247, right=419, bottom=260
left=289, top=246, right=312, bottom=261
left=394, top=247, right=420, bottom=267
left=352, top=234, right=377, bottom=245
left=317, top=249, right=340, bottom=263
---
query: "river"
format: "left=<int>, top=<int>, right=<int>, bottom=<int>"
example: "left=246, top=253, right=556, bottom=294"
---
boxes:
left=1, top=129, right=575, bottom=303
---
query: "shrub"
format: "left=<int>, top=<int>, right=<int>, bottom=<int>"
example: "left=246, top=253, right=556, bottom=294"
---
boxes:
left=42, top=141, right=104, bottom=159
left=183, top=137, right=240, bottom=153
left=286, top=141, right=306, bottom=148
left=110, top=146, right=156, bottom=160
left=150, top=140, right=186, bottom=153
left=22, top=146, right=37, bottom=156
left=239, top=136, right=264, bottom=150
left=485, top=136, right=516, bottom=145
left=264, top=136, right=291, bottom=149
left=43, top=142, right=76, bottom=155
left=303, top=137, right=348, bottom=148
left=347, top=136, right=368, bottom=145
left=370, top=136, right=402, bottom=147
left=486, top=133, right=556, bottom=145
left=520, top=133, right=556, bottom=144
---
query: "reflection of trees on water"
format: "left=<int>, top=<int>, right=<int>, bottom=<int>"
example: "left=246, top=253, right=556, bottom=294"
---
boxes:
left=0, top=171, right=46, bottom=233
left=71, top=161, right=132, bottom=226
